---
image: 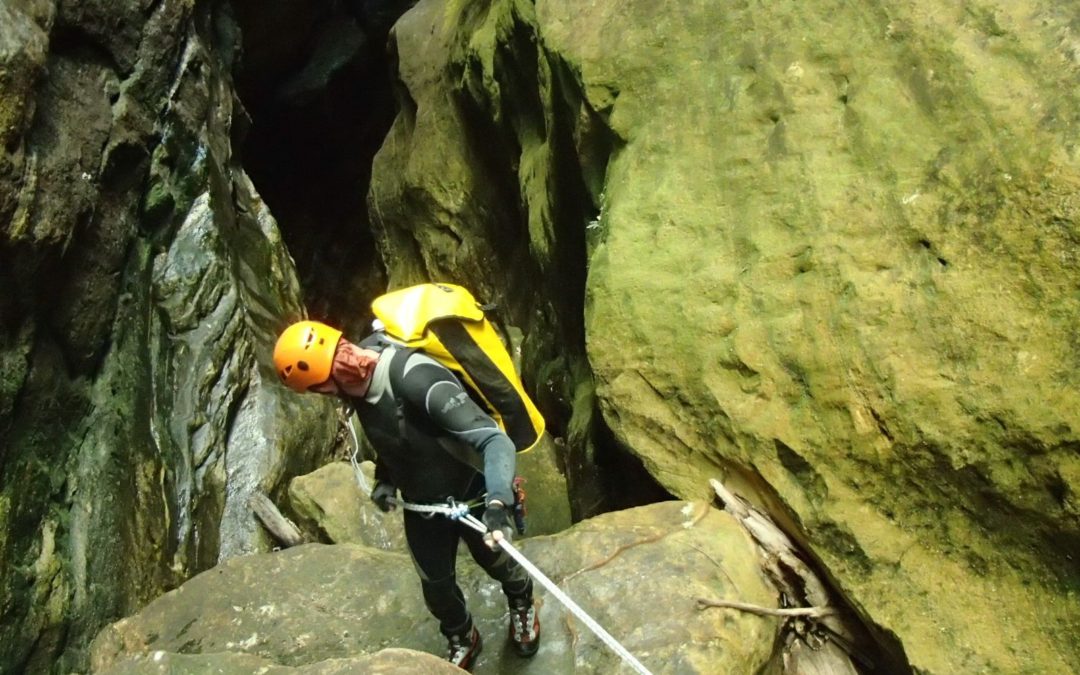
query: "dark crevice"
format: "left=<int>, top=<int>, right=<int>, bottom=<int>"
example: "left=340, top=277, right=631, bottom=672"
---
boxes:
left=595, top=450, right=675, bottom=512
left=917, top=237, right=949, bottom=267
left=729, top=468, right=915, bottom=675
left=589, top=406, right=676, bottom=515
left=231, top=1, right=417, bottom=333
left=775, top=439, right=828, bottom=504
left=48, top=20, right=124, bottom=76
left=447, top=12, right=655, bottom=521
left=449, top=22, right=600, bottom=348
left=868, top=406, right=894, bottom=441
left=541, top=55, right=600, bottom=347
left=449, top=42, right=536, bottom=301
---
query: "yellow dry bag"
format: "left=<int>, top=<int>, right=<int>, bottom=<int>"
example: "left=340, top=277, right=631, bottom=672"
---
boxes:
left=371, top=283, right=545, bottom=452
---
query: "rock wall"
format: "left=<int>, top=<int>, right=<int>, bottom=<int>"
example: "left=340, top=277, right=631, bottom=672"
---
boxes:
left=0, top=2, right=336, bottom=671
left=368, top=1, right=1080, bottom=672
left=368, top=0, right=673, bottom=519
left=3, top=0, right=1079, bottom=672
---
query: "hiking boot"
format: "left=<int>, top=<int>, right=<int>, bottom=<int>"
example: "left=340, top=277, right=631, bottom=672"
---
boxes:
left=508, top=598, right=540, bottom=657
left=447, top=625, right=482, bottom=670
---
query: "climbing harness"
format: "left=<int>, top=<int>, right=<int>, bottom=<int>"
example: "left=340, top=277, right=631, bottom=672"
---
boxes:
left=346, top=417, right=654, bottom=675
left=348, top=420, right=484, bottom=516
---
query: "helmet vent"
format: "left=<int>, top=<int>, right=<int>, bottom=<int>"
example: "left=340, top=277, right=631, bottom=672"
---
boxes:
left=297, top=361, right=310, bottom=371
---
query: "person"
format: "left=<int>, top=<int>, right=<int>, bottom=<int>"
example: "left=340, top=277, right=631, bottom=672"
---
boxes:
left=273, top=320, right=540, bottom=670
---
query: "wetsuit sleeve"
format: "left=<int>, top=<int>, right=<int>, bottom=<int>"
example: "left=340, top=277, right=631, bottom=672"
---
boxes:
left=399, top=355, right=516, bottom=506
left=373, top=455, right=392, bottom=485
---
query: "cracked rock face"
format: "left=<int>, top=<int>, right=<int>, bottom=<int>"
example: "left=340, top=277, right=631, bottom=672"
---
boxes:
left=1, top=2, right=337, bottom=672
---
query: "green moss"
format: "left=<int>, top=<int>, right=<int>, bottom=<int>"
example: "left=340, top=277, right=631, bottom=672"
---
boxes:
left=566, top=375, right=596, bottom=445
left=142, top=178, right=175, bottom=225
left=141, top=125, right=212, bottom=239
left=0, top=493, right=10, bottom=575
left=963, top=4, right=1007, bottom=38
left=0, top=343, right=30, bottom=421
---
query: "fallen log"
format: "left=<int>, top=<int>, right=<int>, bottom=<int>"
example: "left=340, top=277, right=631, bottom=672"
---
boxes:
left=250, top=492, right=305, bottom=548
left=707, top=478, right=865, bottom=675
left=695, top=597, right=836, bottom=619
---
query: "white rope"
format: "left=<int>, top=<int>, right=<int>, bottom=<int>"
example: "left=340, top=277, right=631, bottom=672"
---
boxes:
left=348, top=415, right=373, bottom=493
left=457, top=513, right=654, bottom=675
left=347, top=414, right=653, bottom=674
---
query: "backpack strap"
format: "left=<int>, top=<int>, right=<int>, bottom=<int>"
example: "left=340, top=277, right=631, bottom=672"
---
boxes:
left=386, top=346, right=416, bottom=443
left=388, top=346, right=486, bottom=474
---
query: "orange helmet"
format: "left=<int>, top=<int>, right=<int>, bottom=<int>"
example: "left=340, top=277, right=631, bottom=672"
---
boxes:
left=273, top=321, right=343, bottom=392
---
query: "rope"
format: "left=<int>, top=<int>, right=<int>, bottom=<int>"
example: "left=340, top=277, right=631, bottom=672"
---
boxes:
left=455, top=512, right=654, bottom=675
left=348, top=416, right=372, bottom=491
left=347, top=414, right=653, bottom=674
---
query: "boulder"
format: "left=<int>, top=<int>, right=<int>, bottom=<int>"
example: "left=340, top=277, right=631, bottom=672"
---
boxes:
left=289, top=460, right=407, bottom=550
left=0, top=2, right=339, bottom=671
left=97, top=648, right=461, bottom=675
left=90, top=501, right=777, bottom=674
left=368, top=1, right=1080, bottom=671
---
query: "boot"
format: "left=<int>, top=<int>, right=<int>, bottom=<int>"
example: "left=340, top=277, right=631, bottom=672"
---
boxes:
left=508, top=597, right=540, bottom=657
left=446, top=624, right=482, bottom=670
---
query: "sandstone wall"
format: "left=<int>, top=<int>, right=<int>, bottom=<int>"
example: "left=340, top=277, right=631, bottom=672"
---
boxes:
left=368, top=1, right=1080, bottom=671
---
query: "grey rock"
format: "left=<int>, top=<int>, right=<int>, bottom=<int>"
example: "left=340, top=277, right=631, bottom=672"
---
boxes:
left=90, top=502, right=777, bottom=675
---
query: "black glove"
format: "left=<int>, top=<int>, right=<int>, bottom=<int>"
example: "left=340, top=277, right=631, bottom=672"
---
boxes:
left=482, top=502, right=514, bottom=549
left=370, top=481, right=397, bottom=512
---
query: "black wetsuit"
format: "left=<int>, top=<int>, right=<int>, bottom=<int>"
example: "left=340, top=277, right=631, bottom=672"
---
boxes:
left=351, top=340, right=532, bottom=637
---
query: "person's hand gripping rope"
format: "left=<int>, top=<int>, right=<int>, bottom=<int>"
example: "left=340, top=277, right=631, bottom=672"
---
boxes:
left=482, top=500, right=514, bottom=549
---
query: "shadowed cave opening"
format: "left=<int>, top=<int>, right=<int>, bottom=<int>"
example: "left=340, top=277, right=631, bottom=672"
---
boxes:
left=231, top=0, right=412, bottom=332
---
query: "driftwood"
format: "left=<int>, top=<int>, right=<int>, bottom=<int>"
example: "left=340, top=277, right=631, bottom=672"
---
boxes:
left=695, top=598, right=835, bottom=619
left=704, top=478, right=863, bottom=675
left=250, top=492, right=305, bottom=548
left=707, top=479, right=832, bottom=608
left=769, top=637, right=864, bottom=675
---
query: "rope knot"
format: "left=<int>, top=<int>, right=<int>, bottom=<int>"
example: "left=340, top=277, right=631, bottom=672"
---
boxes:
left=445, top=498, right=471, bottom=520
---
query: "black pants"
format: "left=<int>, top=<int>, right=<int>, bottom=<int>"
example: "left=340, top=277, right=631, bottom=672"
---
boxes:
left=404, top=505, right=532, bottom=637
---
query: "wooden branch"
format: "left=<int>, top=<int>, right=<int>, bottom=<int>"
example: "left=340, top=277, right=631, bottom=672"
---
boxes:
left=250, top=492, right=305, bottom=548
left=709, top=478, right=831, bottom=606
left=696, top=597, right=836, bottom=618
left=706, top=477, right=869, bottom=673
